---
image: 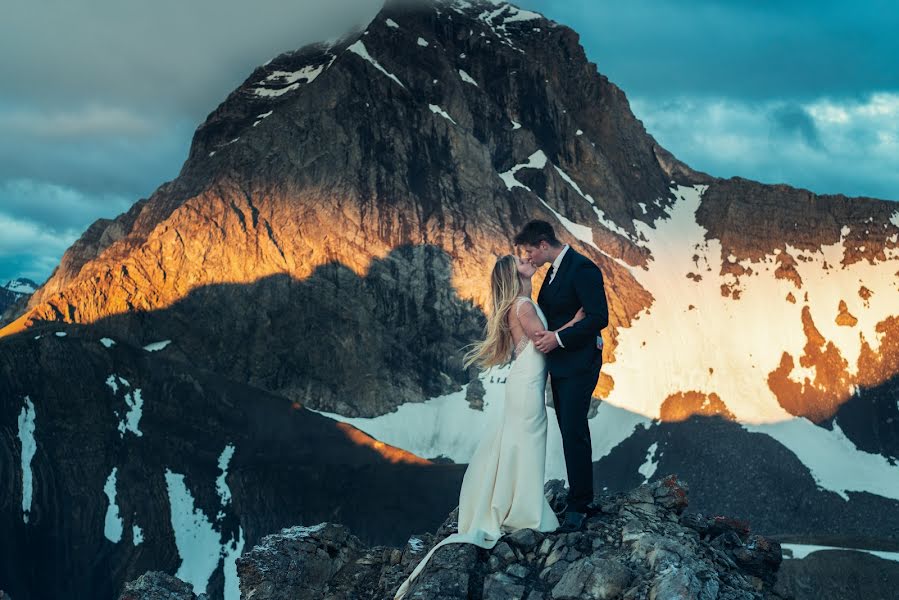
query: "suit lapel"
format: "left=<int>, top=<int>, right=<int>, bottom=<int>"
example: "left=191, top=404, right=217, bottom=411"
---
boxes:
left=540, top=248, right=575, bottom=305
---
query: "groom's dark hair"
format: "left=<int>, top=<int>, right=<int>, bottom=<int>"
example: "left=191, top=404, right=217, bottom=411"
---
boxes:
left=514, top=220, right=561, bottom=247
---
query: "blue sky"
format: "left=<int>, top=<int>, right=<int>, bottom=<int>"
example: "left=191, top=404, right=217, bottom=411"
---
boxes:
left=1, top=0, right=897, bottom=284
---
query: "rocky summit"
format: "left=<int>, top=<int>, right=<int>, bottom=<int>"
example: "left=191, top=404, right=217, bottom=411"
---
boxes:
left=120, top=476, right=788, bottom=600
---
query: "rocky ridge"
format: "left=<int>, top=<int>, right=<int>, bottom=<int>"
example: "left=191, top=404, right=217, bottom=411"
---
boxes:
left=120, top=476, right=788, bottom=600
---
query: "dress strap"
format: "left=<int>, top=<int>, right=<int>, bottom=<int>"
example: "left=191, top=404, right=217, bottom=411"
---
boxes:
left=514, top=296, right=533, bottom=318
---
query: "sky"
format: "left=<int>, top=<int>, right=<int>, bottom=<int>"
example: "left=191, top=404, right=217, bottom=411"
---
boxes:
left=1, top=0, right=897, bottom=285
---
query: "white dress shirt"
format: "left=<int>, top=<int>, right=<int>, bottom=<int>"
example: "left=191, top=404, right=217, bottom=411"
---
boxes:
left=548, top=244, right=569, bottom=285
left=548, top=245, right=569, bottom=347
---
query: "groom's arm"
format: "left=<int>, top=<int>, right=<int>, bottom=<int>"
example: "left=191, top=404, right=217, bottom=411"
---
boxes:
left=556, top=261, right=609, bottom=350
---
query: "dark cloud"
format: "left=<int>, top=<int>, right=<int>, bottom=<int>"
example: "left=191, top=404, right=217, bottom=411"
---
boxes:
left=0, top=0, right=382, bottom=116
left=770, top=104, right=823, bottom=149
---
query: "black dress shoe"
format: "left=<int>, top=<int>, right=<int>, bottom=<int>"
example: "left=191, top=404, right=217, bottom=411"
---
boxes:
left=557, top=510, right=586, bottom=532
left=585, top=501, right=602, bottom=517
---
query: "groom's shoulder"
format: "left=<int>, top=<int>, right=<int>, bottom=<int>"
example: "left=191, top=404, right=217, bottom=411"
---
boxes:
left=569, top=248, right=600, bottom=271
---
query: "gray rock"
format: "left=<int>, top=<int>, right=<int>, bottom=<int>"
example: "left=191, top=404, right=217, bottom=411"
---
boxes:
left=505, top=563, right=530, bottom=579
left=551, top=557, right=635, bottom=600
left=483, top=572, right=526, bottom=599
left=118, top=572, right=197, bottom=600
left=649, top=565, right=702, bottom=600
left=506, top=528, right=541, bottom=550
left=492, top=541, right=518, bottom=566
left=237, top=523, right=360, bottom=600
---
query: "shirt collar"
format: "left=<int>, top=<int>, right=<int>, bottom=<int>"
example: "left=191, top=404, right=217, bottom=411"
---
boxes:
left=551, top=244, right=569, bottom=272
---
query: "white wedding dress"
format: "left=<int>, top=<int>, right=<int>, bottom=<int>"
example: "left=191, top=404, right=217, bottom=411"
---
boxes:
left=394, top=297, right=559, bottom=599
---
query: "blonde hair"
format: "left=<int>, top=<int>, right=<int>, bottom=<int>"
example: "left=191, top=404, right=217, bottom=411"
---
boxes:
left=463, top=255, right=524, bottom=369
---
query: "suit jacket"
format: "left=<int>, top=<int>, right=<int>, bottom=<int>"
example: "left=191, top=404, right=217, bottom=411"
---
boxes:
left=537, top=247, right=609, bottom=378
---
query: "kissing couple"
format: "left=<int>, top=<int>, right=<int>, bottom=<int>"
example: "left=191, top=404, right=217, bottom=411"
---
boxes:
left=395, top=220, right=609, bottom=599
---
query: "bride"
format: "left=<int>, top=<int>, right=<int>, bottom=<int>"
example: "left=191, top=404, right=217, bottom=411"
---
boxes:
left=394, top=254, right=585, bottom=599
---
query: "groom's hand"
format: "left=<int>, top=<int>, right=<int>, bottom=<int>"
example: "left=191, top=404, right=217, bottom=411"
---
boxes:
left=534, top=330, right=560, bottom=353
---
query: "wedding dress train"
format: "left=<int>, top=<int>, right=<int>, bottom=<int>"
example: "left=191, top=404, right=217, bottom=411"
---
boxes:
left=394, top=297, right=559, bottom=599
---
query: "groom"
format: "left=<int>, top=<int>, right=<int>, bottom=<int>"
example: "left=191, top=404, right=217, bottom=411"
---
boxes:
left=514, top=220, right=609, bottom=532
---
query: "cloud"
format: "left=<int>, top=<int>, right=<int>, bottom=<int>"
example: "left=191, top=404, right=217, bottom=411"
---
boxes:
left=0, top=105, right=157, bottom=138
left=0, top=178, right=133, bottom=230
left=0, top=0, right=382, bottom=117
left=0, top=211, right=81, bottom=284
left=631, top=92, right=899, bottom=200
left=527, top=0, right=899, bottom=99
left=0, top=179, right=134, bottom=284
left=770, top=104, right=823, bottom=150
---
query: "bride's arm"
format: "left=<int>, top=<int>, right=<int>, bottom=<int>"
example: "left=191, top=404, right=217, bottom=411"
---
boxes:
left=515, top=300, right=548, bottom=343
left=558, top=307, right=586, bottom=331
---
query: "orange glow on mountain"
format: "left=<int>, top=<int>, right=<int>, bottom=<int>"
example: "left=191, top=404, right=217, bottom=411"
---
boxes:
left=335, top=421, right=431, bottom=465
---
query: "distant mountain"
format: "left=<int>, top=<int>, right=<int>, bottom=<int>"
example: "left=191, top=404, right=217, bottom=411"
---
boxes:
left=0, top=277, right=38, bottom=317
left=1, top=0, right=898, bottom=598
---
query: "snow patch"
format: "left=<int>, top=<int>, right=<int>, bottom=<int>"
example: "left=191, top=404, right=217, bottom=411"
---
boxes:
left=313, top=369, right=653, bottom=485
left=783, top=543, right=899, bottom=563
left=497, top=149, right=547, bottom=191
left=18, top=396, right=36, bottom=523
left=165, top=458, right=245, bottom=598
left=537, top=197, right=599, bottom=253
left=165, top=470, right=223, bottom=596
left=743, top=419, right=899, bottom=502
left=385, top=18, right=400, bottom=28
left=638, top=442, right=659, bottom=481
left=117, top=388, right=144, bottom=438
left=503, top=5, right=542, bottom=23
left=216, top=444, right=235, bottom=508
left=553, top=165, right=634, bottom=241
left=133, top=523, right=144, bottom=546
left=252, top=58, right=334, bottom=97
left=54, top=331, right=66, bottom=337
left=428, top=104, right=457, bottom=125
left=222, top=529, right=245, bottom=600
left=575, top=129, right=583, bottom=136
left=5, top=279, right=36, bottom=294
left=511, top=119, right=521, bottom=130
left=143, top=340, right=171, bottom=352
left=252, top=110, right=273, bottom=127
left=103, top=467, right=124, bottom=543
left=347, top=41, right=406, bottom=89
left=100, top=337, right=116, bottom=348
left=458, top=69, right=478, bottom=86
left=417, top=37, right=429, bottom=47
left=105, top=374, right=121, bottom=395
left=280, top=523, right=327, bottom=540
left=891, top=210, right=899, bottom=229
left=408, top=537, right=425, bottom=553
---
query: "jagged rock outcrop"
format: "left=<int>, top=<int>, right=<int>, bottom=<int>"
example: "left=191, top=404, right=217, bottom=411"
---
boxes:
left=119, top=571, right=203, bottom=600
left=220, top=476, right=786, bottom=599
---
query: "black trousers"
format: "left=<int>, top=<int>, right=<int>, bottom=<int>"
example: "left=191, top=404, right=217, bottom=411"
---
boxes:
left=550, top=363, right=601, bottom=513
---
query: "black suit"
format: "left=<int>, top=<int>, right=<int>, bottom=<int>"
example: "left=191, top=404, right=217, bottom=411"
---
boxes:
left=537, top=247, right=609, bottom=512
